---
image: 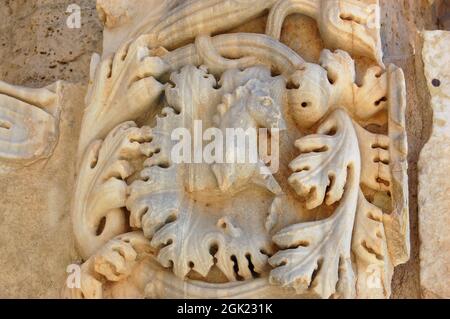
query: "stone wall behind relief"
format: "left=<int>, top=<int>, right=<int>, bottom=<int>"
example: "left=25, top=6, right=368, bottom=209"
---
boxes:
left=0, top=0, right=102, bottom=87
left=0, top=0, right=445, bottom=298
left=0, top=0, right=102, bottom=298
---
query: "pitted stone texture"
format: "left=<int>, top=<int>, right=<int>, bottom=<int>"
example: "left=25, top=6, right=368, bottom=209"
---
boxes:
left=0, top=0, right=102, bottom=87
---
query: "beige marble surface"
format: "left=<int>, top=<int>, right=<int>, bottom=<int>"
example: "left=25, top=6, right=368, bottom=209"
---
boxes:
left=418, top=30, right=450, bottom=299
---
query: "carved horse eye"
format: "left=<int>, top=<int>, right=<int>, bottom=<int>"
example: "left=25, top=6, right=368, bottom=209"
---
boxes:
left=260, top=97, right=273, bottom=107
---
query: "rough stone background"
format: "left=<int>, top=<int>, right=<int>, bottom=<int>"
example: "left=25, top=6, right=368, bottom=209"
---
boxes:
left=0, top=0, right=101, bottom=298
left=418, top=30, right=450, bottom=299
left=0, top=0, right=447, bottom=298
left=0, top=0, right=102, bottom=87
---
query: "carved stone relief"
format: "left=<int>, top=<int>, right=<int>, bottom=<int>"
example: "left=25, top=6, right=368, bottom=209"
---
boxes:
left=55, top=0, right=410, bottom=299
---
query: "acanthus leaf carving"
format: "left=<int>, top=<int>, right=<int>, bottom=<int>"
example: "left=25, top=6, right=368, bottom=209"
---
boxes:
left=73, top=121, right=152, bottom=259
left=270, top=109, right=360, bottom=298
left=64, top=231, right=152, bottom=299
left=288, top=49, right=389, bottom=129
left=318, top=0, right=383, bottom=67
left=78, top=39, right=168, bottom=159
left=288, top=109, right=359, bottom=209
left=384, top=65, right=409, bottom=266
left=354, top=122, right=391, bottom=192
left=352, top=190, right=393, bottom=298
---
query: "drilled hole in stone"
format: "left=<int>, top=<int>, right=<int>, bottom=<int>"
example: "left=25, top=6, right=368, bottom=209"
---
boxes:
left=90, top=157, right=99, bottom=169
left=374, top=96, right=387, bottom=106
left=432, top=79, right=441, bottom=87
left=96, top=217, right=106, bottom=236
left=209, top=243, right=219, bottom=256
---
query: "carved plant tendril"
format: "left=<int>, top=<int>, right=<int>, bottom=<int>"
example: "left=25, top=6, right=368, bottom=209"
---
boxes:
left=194, top=35, right=259, bottom=75
left=146, top=0, right=277, bottom=50
left=266, top=0, right=383, bottom=65
left=125, top=0, right=382, bottom=66
left=163, top=33, right=306, bottom=78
